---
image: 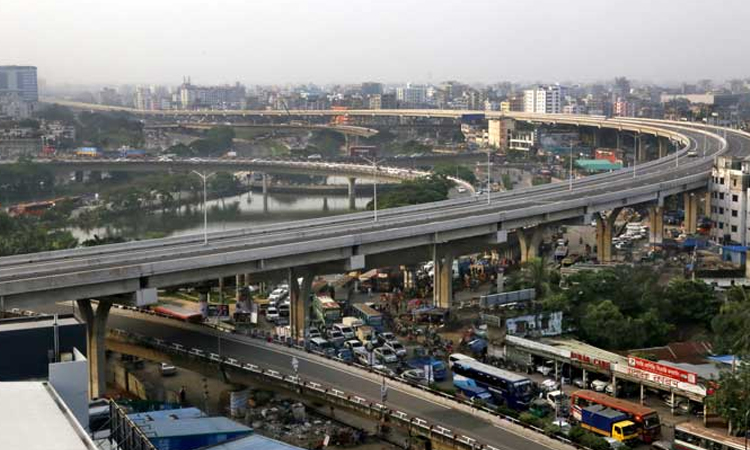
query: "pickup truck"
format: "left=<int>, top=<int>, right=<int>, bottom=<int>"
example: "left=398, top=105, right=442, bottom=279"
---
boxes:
left=578, top=405, right=639, bottom=443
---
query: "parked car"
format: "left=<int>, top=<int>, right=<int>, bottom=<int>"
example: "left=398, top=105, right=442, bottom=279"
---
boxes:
left=307, top=327, right=322, bottom=339
left=327, top=329, right=346, bottom=347
left=374, top=347, right=399, bottom=364
left=308, top=337, right=336, bottom=357
left=376, top=332, right=397, bottom=345
left=591, top=379, right=609, bottom=392
left=160, top=362, right=177, bottom=376
left=540, top=379, right=560, bottom=392
left=536, top=361, right=554, bottom=376
left=266, top=307, right=279, bottom=322
left=572, top=378, right=587, bottom=389
left=385, top=341, right=407, bottom=358
left=333, top=323, right=356, bottom=340
left=401, top=369, right=429, bottom=385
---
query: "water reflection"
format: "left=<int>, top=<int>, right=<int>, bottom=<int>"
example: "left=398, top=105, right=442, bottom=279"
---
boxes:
left=68, top=191, right=372, bottom=241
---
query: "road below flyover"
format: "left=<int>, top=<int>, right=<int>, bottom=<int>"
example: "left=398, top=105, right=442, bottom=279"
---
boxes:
left=105, top=310, right=573, bottom=450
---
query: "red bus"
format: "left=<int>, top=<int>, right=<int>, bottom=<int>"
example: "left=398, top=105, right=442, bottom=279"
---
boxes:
left=570, top=390, right=661, bottom=443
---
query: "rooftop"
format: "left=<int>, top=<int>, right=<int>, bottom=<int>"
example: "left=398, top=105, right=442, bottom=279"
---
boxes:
left=575, top=159, right=623, bottom=171
left=0, top=382, right=96, bottom=450
left=205, top=434, right=305, bottom=450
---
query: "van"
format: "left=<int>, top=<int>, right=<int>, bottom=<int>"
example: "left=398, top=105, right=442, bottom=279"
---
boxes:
left=309, top=337, right=335, bottom=357
left=333, top=323, right=356, bottom=339
left=448, top=353, right=475, bottom=369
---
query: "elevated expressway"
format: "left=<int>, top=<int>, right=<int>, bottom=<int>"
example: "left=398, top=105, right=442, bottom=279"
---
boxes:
left=1, top=111, right=744, bottom=434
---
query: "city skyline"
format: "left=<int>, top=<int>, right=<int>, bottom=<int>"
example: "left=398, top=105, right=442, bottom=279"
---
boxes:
left=4, top=0, right=750, bottom=85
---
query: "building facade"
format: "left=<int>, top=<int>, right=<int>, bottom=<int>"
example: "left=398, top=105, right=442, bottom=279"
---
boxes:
left=0, top=66, right=38, bottom=102
left=709, top=156, right=750, bottom=245
left=523, top=85, right=564, bottom=114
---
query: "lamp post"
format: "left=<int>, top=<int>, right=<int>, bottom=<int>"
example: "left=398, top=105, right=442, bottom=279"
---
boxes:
left=486, top=148, right=492, bottom=205
left=569, top=142, right=574, bottom=191
left=192, top=170, right=216, bottom=245
left=361, top=156, right=385, bottom=222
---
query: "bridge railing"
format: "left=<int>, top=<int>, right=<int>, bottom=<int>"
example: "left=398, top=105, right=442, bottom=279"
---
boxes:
left=106, top=309, right=596, bottom=450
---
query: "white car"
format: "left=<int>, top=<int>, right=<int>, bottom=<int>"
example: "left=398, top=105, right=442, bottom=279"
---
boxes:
left=160, top=362, right=177, bottom=376
left=591, top=379, right=609, bottom=392
left=374, top=347, right=398, bottom=364
left=457, top=187, right=467, bottom=193
left=266, top=307, right=279, bottom=322
left=540, top=379, right=560, bottom=392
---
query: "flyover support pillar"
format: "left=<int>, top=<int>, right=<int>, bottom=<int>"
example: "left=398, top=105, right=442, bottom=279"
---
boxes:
left=262, top=173, right=269, bottom=213
left=289, top=268, right=313, bottom=343
left=684, top=192, right=699, bottom=234
left=433, top=245, right=454, bottom=309
left=347, top=177, right=357, bottom=210
left=658, top=137, right=668, bottom=158
left=648, top=205, right=664, bottom=246
left=518, top=226, right=545, bottom=263
left=595, top=207, right=622, bottom=263
left=76, top=299, right=113, bottom=400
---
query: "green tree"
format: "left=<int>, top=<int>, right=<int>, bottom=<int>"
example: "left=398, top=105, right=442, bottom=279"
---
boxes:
left=707, top=362, right=750, bottom=435
left=663, top=278, right=719, bottom=327
left=579, top=300, right=630, bottom=349
left=712, top=287, right=750, bottom=354
left=512, top=257, right=551, bottom=297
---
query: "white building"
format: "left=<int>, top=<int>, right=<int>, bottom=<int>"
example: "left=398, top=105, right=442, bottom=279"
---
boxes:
left=523, top=85, right=565, bottom=114
left=709, top=156, right=750, bottom=245
left=395, top=83, right=427, bottom=107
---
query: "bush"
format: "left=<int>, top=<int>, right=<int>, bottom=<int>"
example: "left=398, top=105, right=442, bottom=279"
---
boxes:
left=568, top=426, right=610, bottom=450
left=519, top=412, right=545, bottom=429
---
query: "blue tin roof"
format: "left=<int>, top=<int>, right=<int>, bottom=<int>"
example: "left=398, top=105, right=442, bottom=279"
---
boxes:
left=205, top=434, right=306, bottom=450
left=138, top=417, right=251, bottom=438
left=128, top=407, right=205, bottom=423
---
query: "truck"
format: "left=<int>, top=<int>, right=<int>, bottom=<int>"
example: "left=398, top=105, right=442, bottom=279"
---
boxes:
left=342, top=316, right=363, bottom=329
left=579, top=405, right=639, bottom=443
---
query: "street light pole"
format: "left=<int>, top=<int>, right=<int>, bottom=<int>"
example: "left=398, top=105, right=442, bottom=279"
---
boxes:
left=569, top=142, right=574, bottom=191
left=633, top=133, right=639, bottom=179
left=362, top=157, right=385, bottom=222
left=487, top=148, right=492, bottom=205
left=192, top=170, right=216, bottom=245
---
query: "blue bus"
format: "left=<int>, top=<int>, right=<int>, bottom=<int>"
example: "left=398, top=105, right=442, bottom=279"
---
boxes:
left=451, top=359, right=533, bottom=410
left=352, top=303, right=383, bottom=331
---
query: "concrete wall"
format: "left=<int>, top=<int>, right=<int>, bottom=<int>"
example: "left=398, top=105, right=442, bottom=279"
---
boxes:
left=49, top=348, right=89, bottom=429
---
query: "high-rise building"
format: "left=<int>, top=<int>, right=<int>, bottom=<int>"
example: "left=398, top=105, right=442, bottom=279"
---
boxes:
left=487, top=119, right=515, bottom=149
left=396, top=83, right=427, bottom=107
left=523, top=85, right=564, bottom=114
left=709, top=156, right=750, bottom=245
left=0, top=66, right=38, bottom=102
left=361, top=82, right=383, bottom=96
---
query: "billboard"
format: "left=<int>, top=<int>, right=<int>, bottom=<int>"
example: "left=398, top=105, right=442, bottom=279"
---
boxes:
left=627, top=356, right=697, bottom=385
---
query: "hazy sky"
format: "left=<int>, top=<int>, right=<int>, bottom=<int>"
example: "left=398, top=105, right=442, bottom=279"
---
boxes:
left=3, top=0, right=749, bottom=86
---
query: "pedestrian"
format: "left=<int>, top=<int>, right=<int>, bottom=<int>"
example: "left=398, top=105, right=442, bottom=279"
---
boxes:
left=179, top=386, right=187, bottom=405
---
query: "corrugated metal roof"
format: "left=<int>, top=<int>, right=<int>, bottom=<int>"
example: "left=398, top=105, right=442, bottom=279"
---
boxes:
left=138, top=417, right=251, bottom=438
left=128, top=407, right=205, bottom=423
left=205, top=434, right=305, bottom=450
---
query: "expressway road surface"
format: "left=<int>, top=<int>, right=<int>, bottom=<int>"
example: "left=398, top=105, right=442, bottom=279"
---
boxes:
left=105, top=312, right=565, bottom=450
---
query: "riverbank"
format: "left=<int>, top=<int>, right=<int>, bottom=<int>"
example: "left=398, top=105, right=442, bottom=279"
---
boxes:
left=248, top=181, right=399, bottom=195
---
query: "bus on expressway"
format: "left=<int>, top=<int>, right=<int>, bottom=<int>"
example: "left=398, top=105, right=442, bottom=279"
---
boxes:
left=352, top=303, right=383, bottom=331
left=312, top=295, right=341, bottom=326
left=674, top=421, right=745, bottom=450
left=451, top=359, right=533, bottom=410
left=570, top=390, right=661, bottom=443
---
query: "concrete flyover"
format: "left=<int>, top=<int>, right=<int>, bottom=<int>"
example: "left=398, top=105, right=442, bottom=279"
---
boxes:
left=144, top=122, right=379, bottom=138
left=1, top=108, right=744, bottom=405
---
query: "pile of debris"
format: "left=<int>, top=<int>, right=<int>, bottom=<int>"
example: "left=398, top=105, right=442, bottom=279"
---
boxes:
left=243, top=390, right=367, bottom=448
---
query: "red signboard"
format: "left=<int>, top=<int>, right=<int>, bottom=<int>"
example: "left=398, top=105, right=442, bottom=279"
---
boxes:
left=627, top=356, right=697, bottom=384
left=571, top=352, right=611, bottom=370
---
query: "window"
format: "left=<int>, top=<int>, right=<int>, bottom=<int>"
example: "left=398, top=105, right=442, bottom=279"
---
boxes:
left=719, top=222, right=724, bottom=229
left=733, top=179, right=738, bottom=187
left=732, top=210, right=738, bottom=217
left=733, top=194, right=739, bottom=202
left=719, top=207, right=724, bottom=214
left=720, top=177, right=725, bottom=185
left=732, top=225, right=738, bottom=232
left=719, top=193, right=725, bottom=200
